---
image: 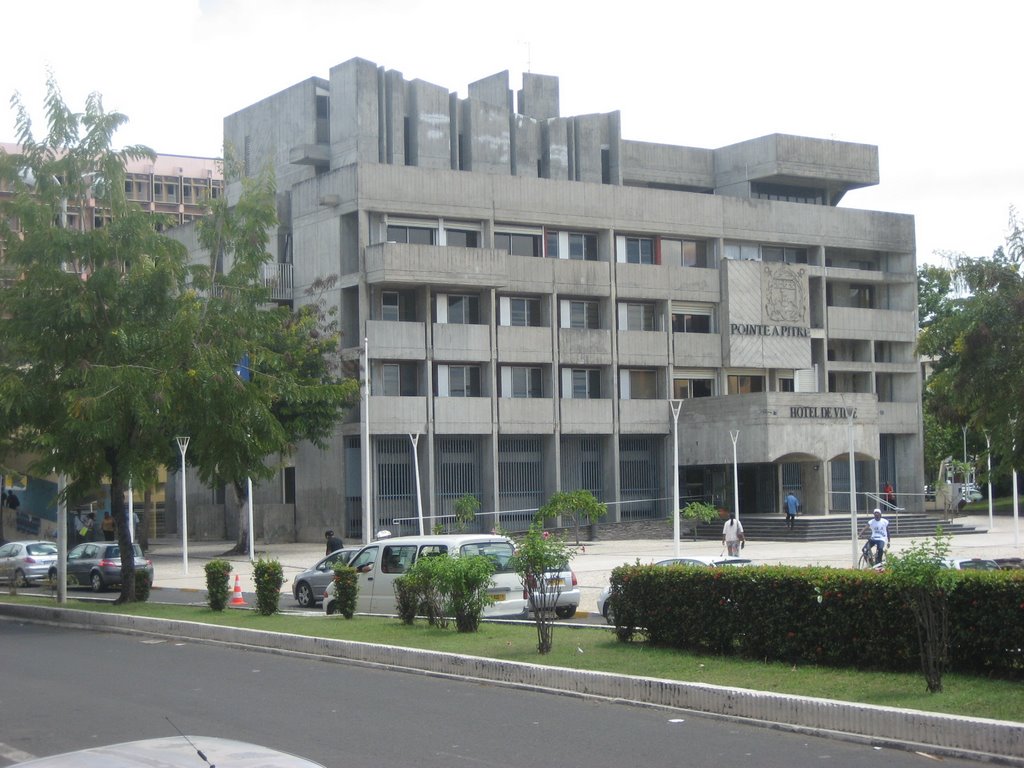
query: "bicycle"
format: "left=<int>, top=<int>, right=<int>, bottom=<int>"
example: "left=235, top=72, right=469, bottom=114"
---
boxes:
left=858, top=540, right=886, bottom=571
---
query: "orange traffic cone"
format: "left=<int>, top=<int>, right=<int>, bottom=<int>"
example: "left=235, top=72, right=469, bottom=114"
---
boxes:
left=229, top=575, right=246, bottom=606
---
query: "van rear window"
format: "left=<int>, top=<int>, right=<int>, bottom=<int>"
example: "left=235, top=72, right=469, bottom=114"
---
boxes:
left=460, top=541, right=515, bottom=573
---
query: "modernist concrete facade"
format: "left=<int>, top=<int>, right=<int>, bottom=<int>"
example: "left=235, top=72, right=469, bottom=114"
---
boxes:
left=178, top=57, right=923, bottom=543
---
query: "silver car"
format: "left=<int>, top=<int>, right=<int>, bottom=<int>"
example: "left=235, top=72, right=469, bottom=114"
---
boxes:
left=0, top=540, right=59, bottom=586
left=291, top=547, right=360, bottom=608
left=64, top=542, right=153, bottom=592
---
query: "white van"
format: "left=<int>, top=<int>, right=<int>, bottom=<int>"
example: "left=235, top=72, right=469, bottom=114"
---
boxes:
left=322, top=534, right=528, bottom=619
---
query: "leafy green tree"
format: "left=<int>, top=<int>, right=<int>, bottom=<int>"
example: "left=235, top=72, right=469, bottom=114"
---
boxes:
left=537, top=489, right=606, bottom=545
left=509, top=520, right=573, bottom=654
left=453, top=493, right=480, bottom=532
left=884, top=531, right=957, bottom=693
left=917, top=210, right=1024, bottom=478
left=0, top=78, right=357, bottom=601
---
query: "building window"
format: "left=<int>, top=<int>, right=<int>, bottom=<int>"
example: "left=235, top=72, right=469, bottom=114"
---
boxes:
left=723, top=242, right=761, bottom=261
left=506, top=297, right=541, bottom=327
left=671, top=309, right=713, bottom=333
left=436, top=294, right=479, bottom=324
left=381, top=363, right=418, bottom=396
left=494, top=231, right=542, bottom=257
left=762, top=246, right=808, bottom=264
left=444, top=365, right=481, bottom=397
left=566, top=368, right=602, bottom=399
left=546, top=230, right=598, bottom=260
left=672, top=377, right=714, bottom=399
left=621, top=369, right=658, bottom=399
left=381, top=290, right=416, bottom=322
left=625, top=236, right=654, bottom=264
left=387, top=224, right=436, bottom=245
left=850, top=284, right=875, bottom=309
left=445, top=228, right=479, bottom=248
left=662, top=239, right=709, bottom=268
left=752, top=182, right=825, bottom=205
left=565, top=300, right=599, bottom=329
left=727, top=375, right=765, bottom=395
left=620, top=302, right=658, bottom=331
left=502, top=366, right=543, bottom=398
left=778, top=376, right=795, bottom=392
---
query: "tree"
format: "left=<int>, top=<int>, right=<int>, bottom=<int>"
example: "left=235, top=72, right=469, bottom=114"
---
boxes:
left=169, top=166, right=359, bottom=553
left=509, top=520, right=573, bottom=654
left=453, top=493, right=480, bottom=532
left=0, top=78, right=358, bottom=601
left=917, top=209, right=1024, bottom=478
left=884, top=531, right=957, bottom=693
left=537, top=489, right=606, bottom=545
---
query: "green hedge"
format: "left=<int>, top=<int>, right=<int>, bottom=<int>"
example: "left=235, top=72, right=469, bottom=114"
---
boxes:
left=609, top=564, right=1024, bottom=677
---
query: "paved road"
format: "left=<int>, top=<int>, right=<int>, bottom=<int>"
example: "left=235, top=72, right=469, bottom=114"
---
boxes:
left=0, top=619, right=982, bottom=768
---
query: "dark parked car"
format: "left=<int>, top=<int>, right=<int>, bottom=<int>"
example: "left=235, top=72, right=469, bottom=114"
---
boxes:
left=61, top=542, right=153, bottom=592
left=0, top=540, right=59, bottom=586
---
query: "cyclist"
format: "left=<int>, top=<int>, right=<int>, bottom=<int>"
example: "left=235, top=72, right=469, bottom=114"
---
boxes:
left=859, top=508, right=889, bottom=565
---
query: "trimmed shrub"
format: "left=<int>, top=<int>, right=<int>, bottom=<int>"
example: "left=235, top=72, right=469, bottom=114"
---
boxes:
left=204, top=559, right=233, bottom=611
left=134, top=569, right=152, bottom=602
left=329, top=563, right=358, bottom=619
left=252, top=558, right=284, bottom=616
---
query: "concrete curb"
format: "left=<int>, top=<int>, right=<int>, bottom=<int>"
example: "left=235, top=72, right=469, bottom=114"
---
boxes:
left=2, top=602, right=1021, bottom=765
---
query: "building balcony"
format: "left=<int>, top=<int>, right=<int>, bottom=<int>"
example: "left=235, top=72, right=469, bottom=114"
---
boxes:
left=557, top=328, right=612, bottom=365
left=877, top=401, right=920, bottom=434
left=668, top=266, right=720, bottom=301
left=559, top=398, right=614, bottom=434
left=366, top=396, right=427, bottom=433
left=434, top=397, right=493, bottom=434
left=618, top=399, right=672, bottom=434
left=552, top=259, right=612, bottom=296
left=432, top=323, right=491, bottom=361
left=614, top=262, right=670, bottom=298
left=673, top=332, right=722, bottom=367
left=826, top=307, right=916, bottom=340
left=365, top=242, right=506, bottom=288
left=497, top=326, right=554, bottom=363
left=617, top=330, right=669, bottom=366
left=367, top=320, right=426, bottom=359
left=497, top=397, right=556, bottom=434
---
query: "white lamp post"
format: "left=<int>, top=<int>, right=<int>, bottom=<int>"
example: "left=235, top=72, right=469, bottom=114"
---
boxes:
left=409, top=434, right=424, bottom=536
left=729, top=430, right=740, bottom=521
left=986, top=433, right=994, bottom=532
left=848, top=407, right=858, bottom=567
left=176, top=436, right=190, bottom=574
left=363, top=337, right=372, bottom=544
left=246, top=476, right=255, bottom=563
left=670, top=400, right=682, bottom=558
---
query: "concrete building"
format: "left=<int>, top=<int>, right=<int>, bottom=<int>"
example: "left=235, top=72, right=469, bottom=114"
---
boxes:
left=196, top=57, right=922, bottom=542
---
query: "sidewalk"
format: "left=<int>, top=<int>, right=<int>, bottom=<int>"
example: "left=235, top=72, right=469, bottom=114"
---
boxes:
left=147, top=513, right=1022, bottom=613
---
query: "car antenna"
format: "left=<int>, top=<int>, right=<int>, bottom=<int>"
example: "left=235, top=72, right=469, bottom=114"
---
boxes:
left=166, top=716, right=215, bottom=767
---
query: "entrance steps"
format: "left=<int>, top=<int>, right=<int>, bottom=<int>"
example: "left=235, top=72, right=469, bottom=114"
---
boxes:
left=686, top=513, right=984, bottom=543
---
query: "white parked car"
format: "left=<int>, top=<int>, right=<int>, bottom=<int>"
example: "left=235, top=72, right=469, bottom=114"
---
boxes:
left=527, top=565, right=581, bottom=619
left=596, top=556, right=752, bottom=624
left=291, top=547, right=360, bottom=608
left=323, top=534, right=529, bottom=619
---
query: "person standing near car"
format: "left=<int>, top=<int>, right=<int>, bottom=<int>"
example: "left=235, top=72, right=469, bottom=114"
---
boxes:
left=860, top=508, right=889, bottom=565
left=325, top=529, right=344, bottom=555
left=722, top=512, right=745, bottom=556
left=101, top=511, right=116, bottom=541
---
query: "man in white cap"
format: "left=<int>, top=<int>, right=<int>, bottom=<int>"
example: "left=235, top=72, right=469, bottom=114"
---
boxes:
left=860, top=508, right=889, bottom=565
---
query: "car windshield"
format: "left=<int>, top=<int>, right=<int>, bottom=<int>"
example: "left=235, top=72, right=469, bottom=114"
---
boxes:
left=460, top=541, right=515, bottom=573
left=26, top=543, right=58, bottom=555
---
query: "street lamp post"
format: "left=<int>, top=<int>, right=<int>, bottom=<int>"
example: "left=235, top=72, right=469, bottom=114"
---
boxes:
left=670, top=400, right=682, bottom=558
left=409, top=434, right=424, bottom=536
left=729, top=430, right=740, bottom=520
left=362, top=337, right=372, bottom=544
left=176, top=436, right=190, bottom=574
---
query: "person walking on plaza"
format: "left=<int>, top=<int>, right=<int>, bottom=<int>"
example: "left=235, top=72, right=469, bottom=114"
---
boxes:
left=325, top=529, right=344, bottom=555
left=860, top=508, right=890, bottom=565
left=784, top=492, right=799, bottom=529
left=722, top=512, right=745, bottom=556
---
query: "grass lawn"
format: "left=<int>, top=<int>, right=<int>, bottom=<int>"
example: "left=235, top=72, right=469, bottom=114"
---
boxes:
left=4, top=594, right=1021, bottom=723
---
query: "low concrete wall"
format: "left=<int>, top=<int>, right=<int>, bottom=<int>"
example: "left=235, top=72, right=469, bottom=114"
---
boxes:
left=1, top=602, right=1020, bottom=764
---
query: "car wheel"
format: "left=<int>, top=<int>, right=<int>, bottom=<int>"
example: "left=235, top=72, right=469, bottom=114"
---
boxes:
left=48, top=567, right=58, bottom=583
left=90, top=572, right=105, bottom=592
left=603, top=602, right=615, bottom=626
left=325, top=600, right=340, bottom=616
left=555, top=605, right=576, bottom=619
left=295, top=582, right=315, bottom=608
left=13, top=569, right=27, bottom=587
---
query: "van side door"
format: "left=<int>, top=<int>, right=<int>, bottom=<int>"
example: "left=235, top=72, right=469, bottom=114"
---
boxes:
left=370, top=544, right=418, bottom=613
left=348, top=545, right=379, bottom=613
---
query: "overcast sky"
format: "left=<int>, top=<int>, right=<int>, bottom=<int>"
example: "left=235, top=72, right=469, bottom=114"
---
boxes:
left=3, top=0, right=1020, bottom=265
